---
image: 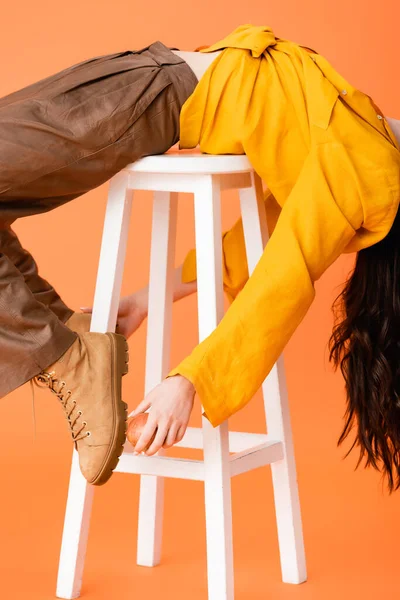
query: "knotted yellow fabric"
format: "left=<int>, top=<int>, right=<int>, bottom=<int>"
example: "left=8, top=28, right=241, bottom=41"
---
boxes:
left=168, top=25, right=400, bottom=427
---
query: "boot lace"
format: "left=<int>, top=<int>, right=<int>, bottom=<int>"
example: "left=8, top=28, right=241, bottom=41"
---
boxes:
left=30, top=370, right=91, bottom=446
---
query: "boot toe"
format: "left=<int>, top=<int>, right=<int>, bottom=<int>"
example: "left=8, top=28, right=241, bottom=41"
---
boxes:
left=78, top=442, right=124, bottom=486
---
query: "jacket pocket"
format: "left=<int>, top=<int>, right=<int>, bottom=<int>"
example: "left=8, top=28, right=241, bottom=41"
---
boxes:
left=307, top=63, right=340, bottom=130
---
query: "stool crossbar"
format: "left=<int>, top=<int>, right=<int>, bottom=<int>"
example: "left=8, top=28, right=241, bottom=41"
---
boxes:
left=55, top=152, right=307, bottom=600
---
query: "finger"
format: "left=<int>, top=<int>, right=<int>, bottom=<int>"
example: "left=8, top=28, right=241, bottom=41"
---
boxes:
left=175, top=424, right=187, bottom=443
left=145, top=422, right=169, bottom=456
left=79, top=306, right=93, bottom=313
left=134, top=417, right=158, bottom=454
left=162, top=422, right=180, bottom=449
left=130, top=397, right=152, bottom=417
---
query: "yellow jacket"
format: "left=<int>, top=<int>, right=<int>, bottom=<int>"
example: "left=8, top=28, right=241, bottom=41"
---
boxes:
left=168, top=25, right=400, bottom=427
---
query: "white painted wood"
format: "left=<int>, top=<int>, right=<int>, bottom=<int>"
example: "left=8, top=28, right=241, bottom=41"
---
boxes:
left=56, top=171, right=134, bottom=598
left=56, top=451, right=94, bottom=599
left=126, top=151, right=252, bottom=174
left=116, top=454, right=205, bottom=480
left=127, top=172, right=204, bottom=195
left=117, top=441, right=284, bottom=479
left=90, top=171, right=134, bottom=333
left=194, top=176, right=234, bottom=600
left=117, top=443, right=285, bottom=480
left=58, top=154, right=307, bottom=599
left=128, top=172, right=252, bottom=194
left=173, top=428, right=268, bottom=451
left=239, top=172, right=307, bottom=584
left=194, top=177, right=225, bottom=338
left=143, top=192, right=178, bottom=395
left=135, top=192, right=178, bottom=567
left=229, top=442, right=284, bottom=477
left=261, top=360, right=307, bottom=584
left=239, top=173, right=271, bottom=261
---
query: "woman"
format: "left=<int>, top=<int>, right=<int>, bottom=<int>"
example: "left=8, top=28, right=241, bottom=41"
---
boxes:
left=2, top=25, right=400, bottom=490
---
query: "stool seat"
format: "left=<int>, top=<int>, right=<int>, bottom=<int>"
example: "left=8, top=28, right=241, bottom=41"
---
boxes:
left=127, top=151, right=252, bottom=175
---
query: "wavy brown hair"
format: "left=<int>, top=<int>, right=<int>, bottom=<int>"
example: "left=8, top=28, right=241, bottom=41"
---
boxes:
left=329, top=205, right=400, bottom=492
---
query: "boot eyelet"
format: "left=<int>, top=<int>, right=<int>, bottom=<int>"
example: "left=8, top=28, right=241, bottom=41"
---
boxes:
left=78, top=410, right=82, bottom=416
left=86, top=431, right=91, bottom=437
left=82, top=421, right=87, bottom=426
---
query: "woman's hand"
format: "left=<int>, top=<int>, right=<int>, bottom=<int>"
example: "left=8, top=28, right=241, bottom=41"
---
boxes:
left=80, top=290, right=148, bottom=339
left=79, top=265, right=198, bottom=340
left=131, top=375, right=196, bottom=455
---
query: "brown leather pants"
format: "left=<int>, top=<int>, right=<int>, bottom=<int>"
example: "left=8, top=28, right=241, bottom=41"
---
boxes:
left=0, top=41, right=198, bottom=398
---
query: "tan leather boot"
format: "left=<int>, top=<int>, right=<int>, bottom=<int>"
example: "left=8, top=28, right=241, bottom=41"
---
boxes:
left=64, top=312, right=121, bottom=335
left=64, top=312, right=92, bottom=335
left=31, top=331, right=129, bottom=486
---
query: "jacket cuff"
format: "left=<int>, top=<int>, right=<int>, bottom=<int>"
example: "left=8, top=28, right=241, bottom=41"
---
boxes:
left=167, top=363, right=230, bottom=427
left=181, top=247, right=237, bottom=305
left=181, top=248, right=197, bottom=283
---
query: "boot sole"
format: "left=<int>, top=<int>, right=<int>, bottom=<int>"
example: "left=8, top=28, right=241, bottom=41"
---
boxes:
left=90, top=332, right=129, bottom=486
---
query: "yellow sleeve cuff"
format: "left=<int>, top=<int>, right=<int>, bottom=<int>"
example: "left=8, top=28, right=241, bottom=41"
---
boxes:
left=181, top=248, right=197, bottom=284
left=181, top=240, right=241, bottom=305
left=167, top=363, right=230, bottom=428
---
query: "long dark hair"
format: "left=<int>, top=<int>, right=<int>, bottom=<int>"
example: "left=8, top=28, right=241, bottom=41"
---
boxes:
left=329, top=205, right=400, bottom=492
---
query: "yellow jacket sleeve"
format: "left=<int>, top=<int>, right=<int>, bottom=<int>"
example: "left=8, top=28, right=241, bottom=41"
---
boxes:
left=181, top=189, right=282, bottom=303
left=168, top=143, right=365, bottom=426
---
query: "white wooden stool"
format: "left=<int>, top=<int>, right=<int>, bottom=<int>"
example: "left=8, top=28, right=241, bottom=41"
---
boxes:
left=56, top=152, right=307, bottom=600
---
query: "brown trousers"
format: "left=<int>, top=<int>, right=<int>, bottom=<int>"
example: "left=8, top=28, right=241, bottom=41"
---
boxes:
left=0, top=41, right=198, bottom=398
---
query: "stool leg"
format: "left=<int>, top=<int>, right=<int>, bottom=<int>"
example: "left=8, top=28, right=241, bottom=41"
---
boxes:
left=194, top=176, right=234, bottom=600
left=56, top=453, right=94, bottom=599
left=239, top=173, right=307, bottom=584
left=136, top=192, right=178, bottom=567
left=56, top=171, right=133, bottom=599
left=90, top=171, right=134, bottom=333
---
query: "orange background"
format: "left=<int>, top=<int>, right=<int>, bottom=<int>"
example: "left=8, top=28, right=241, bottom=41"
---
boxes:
left=1, top=2, right=399, bottom=599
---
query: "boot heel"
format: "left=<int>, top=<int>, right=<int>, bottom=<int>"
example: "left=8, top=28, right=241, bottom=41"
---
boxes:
left=112, top=332, right=130, bottom=377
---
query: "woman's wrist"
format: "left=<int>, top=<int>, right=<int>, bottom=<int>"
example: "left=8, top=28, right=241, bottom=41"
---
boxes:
left=132, top=264, right=197, bottom=319
left=167, top=373, right=196, bottom=396
left=177, top=374, right=196, bottom=395
left=131, top=287, right=149, bottom=320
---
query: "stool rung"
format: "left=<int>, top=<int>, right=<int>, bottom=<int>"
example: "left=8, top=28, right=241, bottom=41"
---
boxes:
left=123, top=427, right=269, bottom=454
left=116, top=440, right=283, bottom=481
left=116, top=453, right=205, bottom=480
left=230, top=441, right=284, bottom=477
